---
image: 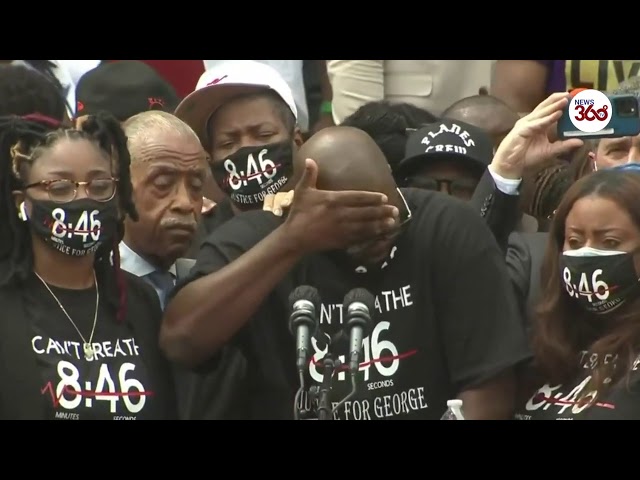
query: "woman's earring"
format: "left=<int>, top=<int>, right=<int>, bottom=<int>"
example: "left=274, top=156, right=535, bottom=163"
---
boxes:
left=18, top=202, right=27, bottom=222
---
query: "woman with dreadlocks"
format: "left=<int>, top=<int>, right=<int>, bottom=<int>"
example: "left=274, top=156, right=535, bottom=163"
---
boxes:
left=0, top=112, right=177, bottom=420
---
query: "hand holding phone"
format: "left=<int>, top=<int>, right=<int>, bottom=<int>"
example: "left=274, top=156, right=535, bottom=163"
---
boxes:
left=557, top=90, right=640, bottom=140
left=491, top=92, right=583, bottom=180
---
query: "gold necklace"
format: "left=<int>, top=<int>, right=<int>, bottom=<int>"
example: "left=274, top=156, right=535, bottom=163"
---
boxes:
left=34, top=271, right=99, bottom=361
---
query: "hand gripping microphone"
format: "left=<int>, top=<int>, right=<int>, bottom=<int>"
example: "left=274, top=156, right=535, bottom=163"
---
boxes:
left=288, top=285, right=321, bottom=373
left=342, top=288, right=375, bottom=374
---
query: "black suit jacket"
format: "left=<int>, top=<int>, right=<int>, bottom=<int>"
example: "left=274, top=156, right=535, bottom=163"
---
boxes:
left=472, top=169, right=539, bottom=251
left=506, top=232, right=548, bottom=337
left=473, top=170, right=548, bottom=339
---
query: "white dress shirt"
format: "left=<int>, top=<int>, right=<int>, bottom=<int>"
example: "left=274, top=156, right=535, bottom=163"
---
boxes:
left=119, top=242, right=176, bottom=309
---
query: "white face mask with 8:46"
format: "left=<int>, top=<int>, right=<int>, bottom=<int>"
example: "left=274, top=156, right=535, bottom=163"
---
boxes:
left=559, top=246, right=640, bottom=314
left=21, top=197, right=119, bottom=257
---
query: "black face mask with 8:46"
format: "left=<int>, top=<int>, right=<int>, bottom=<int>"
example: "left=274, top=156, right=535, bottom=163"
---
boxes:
left=560, top=247, right=640, bottom=314
left=211, top=141, right=294, bottom=210
left=24, top=197, right=119, bottom=257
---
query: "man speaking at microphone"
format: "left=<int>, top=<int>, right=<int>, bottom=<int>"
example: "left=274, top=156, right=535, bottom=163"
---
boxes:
left=161, top=126, right=531, bottom=420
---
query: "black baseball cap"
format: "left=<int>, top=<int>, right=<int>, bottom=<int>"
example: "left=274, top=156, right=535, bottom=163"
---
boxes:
left=397, top=120, right=494, bottom=177
left=75, top=61, right=180, bottom=121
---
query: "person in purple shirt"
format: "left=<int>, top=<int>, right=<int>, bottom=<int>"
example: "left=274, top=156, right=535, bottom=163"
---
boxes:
left=492, top=60, right=640, bottom=114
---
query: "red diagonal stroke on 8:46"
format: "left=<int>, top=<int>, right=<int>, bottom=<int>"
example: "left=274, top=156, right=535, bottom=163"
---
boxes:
left=41, top=382, right=154, bottom=408
left=312, top=349, right=418, bottom=370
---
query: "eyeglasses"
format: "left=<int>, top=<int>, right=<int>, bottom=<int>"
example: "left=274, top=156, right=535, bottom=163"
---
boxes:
left=24, top=178, right=119, bottom=204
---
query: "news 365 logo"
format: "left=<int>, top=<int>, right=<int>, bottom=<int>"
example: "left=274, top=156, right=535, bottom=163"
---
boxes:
left=570, top=89, right=612, bottom=133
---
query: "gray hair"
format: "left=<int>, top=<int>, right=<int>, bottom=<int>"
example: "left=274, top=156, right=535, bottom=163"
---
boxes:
left=123, top=110, right=201, bottom=163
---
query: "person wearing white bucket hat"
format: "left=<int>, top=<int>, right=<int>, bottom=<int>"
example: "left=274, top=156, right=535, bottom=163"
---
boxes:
left=175, top=61, right=305, bottom=236
left=173, top=62, right=307, bottom=418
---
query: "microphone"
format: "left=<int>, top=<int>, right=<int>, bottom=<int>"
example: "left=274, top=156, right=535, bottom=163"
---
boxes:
left=343, top=288, right=375, bottom=374
left=288, top=285, right=321, bottom=373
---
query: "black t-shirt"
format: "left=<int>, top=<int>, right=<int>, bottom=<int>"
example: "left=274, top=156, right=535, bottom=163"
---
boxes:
left=26, top=273, right=171, bottom=420
left=181, top=197, right=252, bottom=419
left=181, top=188, right=531, bottom=420
left=202, top=198, right=235, bottom=235
left=186, top=199, right=236, bottom=260
left=515, top=351, right=640, bottom=420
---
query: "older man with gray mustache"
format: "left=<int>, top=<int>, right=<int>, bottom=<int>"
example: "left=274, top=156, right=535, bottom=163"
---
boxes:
left=119, top=110, right=207, bottom=308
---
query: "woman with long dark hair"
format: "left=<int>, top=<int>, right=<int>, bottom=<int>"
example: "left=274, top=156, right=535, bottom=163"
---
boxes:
left=516, top=169, right=640, bottom=419
left=0, top=111, right=176, bottom=420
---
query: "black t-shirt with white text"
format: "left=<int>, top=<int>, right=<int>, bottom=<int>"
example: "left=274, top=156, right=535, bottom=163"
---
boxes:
left=27, top=275, right=168, bottom=420
left=515, top=351, right=640, bottom=420
left=181, top=189, right=531, bottom=420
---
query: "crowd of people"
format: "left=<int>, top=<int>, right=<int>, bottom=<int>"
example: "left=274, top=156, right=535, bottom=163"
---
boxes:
left=2, top=59, right=640, bottom=420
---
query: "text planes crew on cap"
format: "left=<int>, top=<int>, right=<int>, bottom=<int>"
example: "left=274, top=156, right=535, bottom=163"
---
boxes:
left=0, top=111, right=177, bottom=420
left=161, top=126, right=530, bottom=420
left=440, top=95, right=541, bottom=238
left=397, top=119, right=495, bottom=201
left=175, top=60, right=305, bottom=234
left=516, top=169, right=640, bottom=420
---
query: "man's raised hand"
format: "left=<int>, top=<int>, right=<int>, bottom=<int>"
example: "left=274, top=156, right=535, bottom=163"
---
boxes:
left=283, top=158, right=398, bottom=253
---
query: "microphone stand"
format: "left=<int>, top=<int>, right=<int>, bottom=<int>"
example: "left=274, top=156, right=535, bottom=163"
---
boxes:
left=314, top=354, right=340, bottom=421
